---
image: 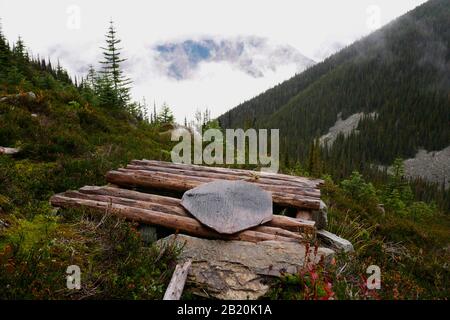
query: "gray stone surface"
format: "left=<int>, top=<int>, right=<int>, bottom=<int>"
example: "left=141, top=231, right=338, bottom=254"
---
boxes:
left=0, top=91, right=36, bottom=104
left=181, top=180, right=273, bottom=234
left=317, top=230, right=354, bottom=253
left=320, top=112, right=378, bottom=147
left=403, top=146, right=450, bottom=189
left=157, top=234, right=335, bottom=300
left=0, top=219, right=9, bottom=230
left=311, top=200, right=328, bottom=229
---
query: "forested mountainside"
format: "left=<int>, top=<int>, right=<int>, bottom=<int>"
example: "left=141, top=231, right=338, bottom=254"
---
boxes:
left=219, top=0, right=450, bottom=177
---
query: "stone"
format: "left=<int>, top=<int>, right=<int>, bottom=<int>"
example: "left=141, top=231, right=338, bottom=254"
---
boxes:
left=181, top=180, right=273, bottom=234
left=0, top=219, right=9, bottom=229
left=26, top=91, right=37, bottom=100
left=157, top=234, right=335, bottom=300
left=317, top=230, right=354, bottom=253
left=0, top=91, right=36, bottom=104
left=311, top=200, right=328, bottom=229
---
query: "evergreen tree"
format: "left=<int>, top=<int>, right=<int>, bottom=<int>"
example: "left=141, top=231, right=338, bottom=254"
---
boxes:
left=86, top=64, right=98, bottom=92
left=0, top=20, right=9, bottom=77
left=157, top=102, right=174, bottom=124
left=13, top=36, right=27, bottom=61
left=307, top=139, right=322, bottom=177
left=98, top=20, right=131, bottom=109
left=153, top=101, right=158, bottom=124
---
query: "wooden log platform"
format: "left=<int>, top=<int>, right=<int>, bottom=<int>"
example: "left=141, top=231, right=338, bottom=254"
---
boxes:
left=50, top=160, right=325, bottom=242
left=106, top=160, right=323, bottom=210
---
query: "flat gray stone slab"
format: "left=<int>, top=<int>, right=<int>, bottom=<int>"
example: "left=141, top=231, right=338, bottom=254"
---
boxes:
left=317, top=230, right=354, bottom=252
left=157, top=234, right=335, bottom=300
left=181, top=180, right=273, bottom=234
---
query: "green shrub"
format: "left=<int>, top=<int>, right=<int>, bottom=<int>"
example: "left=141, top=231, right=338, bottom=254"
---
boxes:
left=341, top=171, right=379, bottom=205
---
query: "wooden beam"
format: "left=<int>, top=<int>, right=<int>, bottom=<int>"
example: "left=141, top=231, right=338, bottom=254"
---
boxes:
left=78, top=186, right=316, bottom=230
left=106, top=170, right=321, bottom=210
left=163, top=260, right=192, bottom=300
left=132, top=159, right=324, bottom=187
left=50, top=194, right=299, bottom=243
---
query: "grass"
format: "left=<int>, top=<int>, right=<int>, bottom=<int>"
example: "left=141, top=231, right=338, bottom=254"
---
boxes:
left=0, top=208, right=181, bottom=299
left=265, top=176, right=450, bottom=300
left=0, top=81, right=180, bottom=299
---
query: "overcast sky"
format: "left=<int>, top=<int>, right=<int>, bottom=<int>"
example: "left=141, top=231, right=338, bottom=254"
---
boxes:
left=0, top=0, right=427, bottom=122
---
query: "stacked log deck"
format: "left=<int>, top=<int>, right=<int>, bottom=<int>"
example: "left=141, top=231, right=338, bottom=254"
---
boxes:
left=50, top=160, right=324, bottom=243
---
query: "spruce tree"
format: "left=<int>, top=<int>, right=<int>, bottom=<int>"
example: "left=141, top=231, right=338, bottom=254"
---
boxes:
left=153, top=101, right=158, bottom=124
left=0, top=20, right=9, bottom=76
left=86, top=64, right=98, bottom=92
left=13, top=36, right=27, bottom=61
left=158, top=102, right=174, bottom=124
left=99, top=20, right=131, bottom=109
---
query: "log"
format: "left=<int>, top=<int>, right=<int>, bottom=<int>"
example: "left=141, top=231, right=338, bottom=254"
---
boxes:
left=163, top=260, right=192, bottom=300
left=252, top=225, right=304, bottom=241
left=59, top=191, right=308, bottom=241
left=0, top=146, right=20, bottom=155
left=125, top=165, right=321, bottom=197
left=132, top=159, right=324, bottom=187
left=78, top=186, right=316, bottom=230
left=125, top=164, right=320, bottom=197
left=106, top=170, right=321, bottom=210
left=50, top=194, right=298, bottom=243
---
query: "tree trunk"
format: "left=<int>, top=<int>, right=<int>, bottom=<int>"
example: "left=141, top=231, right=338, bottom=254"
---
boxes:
left=77, top=186, right=316, bottom=231
left=131, top=159, right=324, bottom=187
left=50, top=194, right=299, bottom=243
left=106, top=170, right=321, bottom=210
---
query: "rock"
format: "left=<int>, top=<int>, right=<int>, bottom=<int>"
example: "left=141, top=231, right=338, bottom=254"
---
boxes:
left=317, top=230, right=354, bottom=253
left=181, top=180, right=273, bottom=234
left=0, top=219, right=9, bottom=229
left=157, top=234, right=335, bottom=300
left=319, top=112, right=378, bottom=147
left=296, top=201, right=327, bottom=229
left=138, top=224, right=158, bottom=244
left=0, top=91, right=36, bottom=103
left=0, top=146, right=20, bottom=155
left=26, top=91, right=37, bottom=100
left=310, top=200, right=328, bottom=229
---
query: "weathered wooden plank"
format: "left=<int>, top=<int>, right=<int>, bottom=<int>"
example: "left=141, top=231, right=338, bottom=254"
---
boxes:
left=131, top=160, right=324, bottom=187
left=106, top=170, right=321, bottom=210
left=0, top=146, right=20, bottom=155
left=50, top=194, right=299, bottom=243
left=163, top=260, right=192, bottom=300
left=78, top=186, right=316, bottom=231
left=126, top=164, right=321, bottom=195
